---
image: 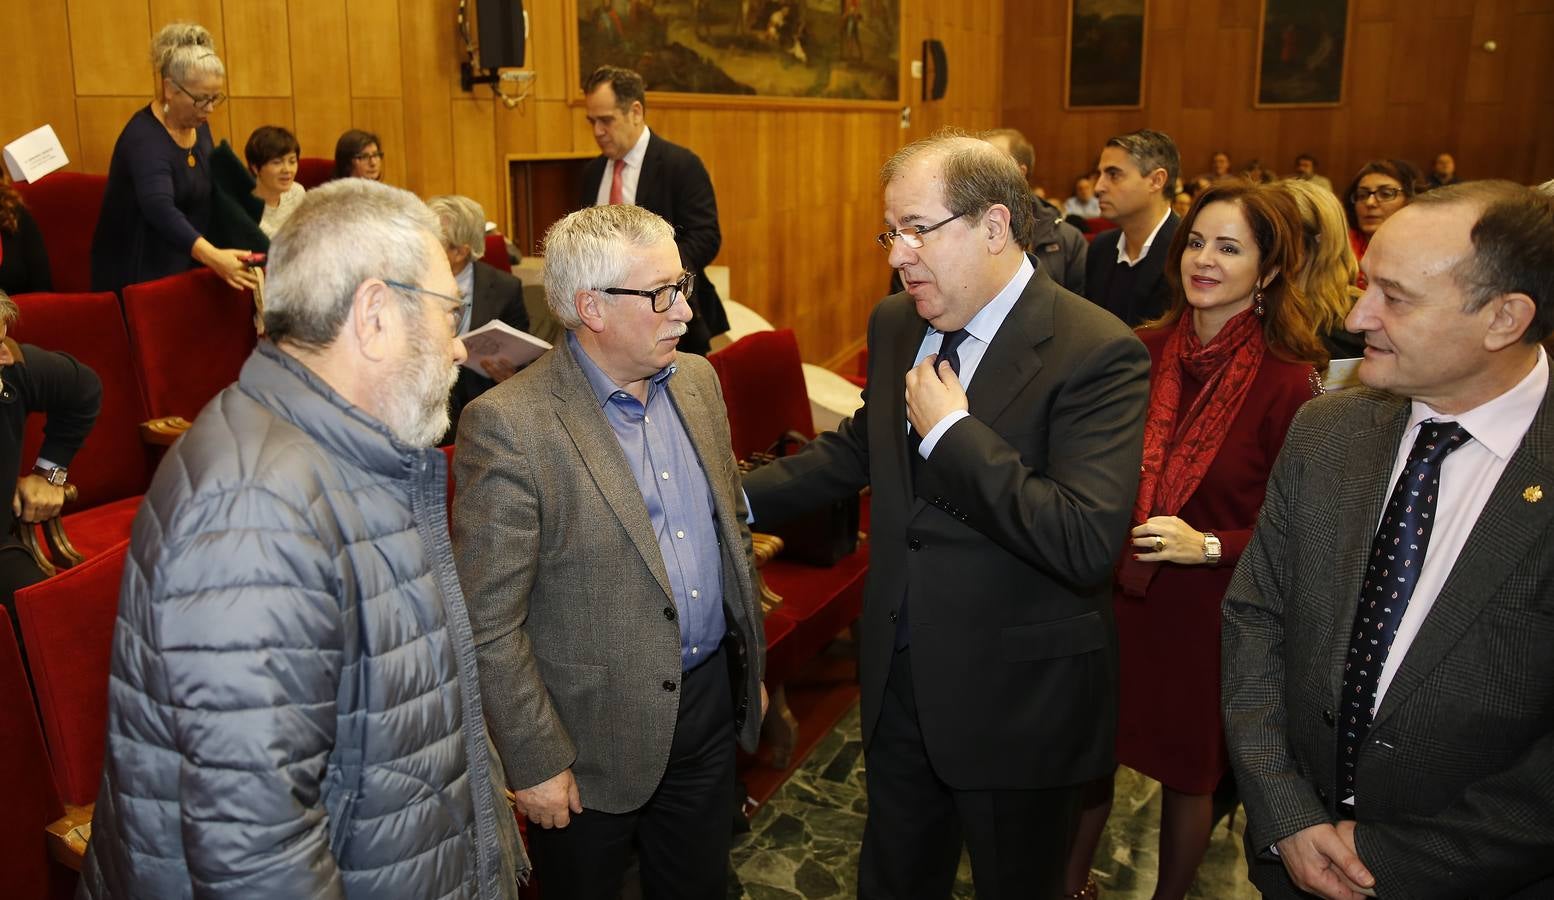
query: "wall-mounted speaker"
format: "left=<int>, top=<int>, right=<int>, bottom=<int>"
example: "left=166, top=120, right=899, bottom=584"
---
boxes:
left=922, top=39, right=947, bottom=101
left=477, top=0, right=526, bottom=69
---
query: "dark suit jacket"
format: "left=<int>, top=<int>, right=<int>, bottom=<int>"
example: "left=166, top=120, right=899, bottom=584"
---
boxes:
left=446, top=261, right=530, bottom=442
left=1084, top=211, right=1180, bottom=327
left=744, top=266, right=1150, bottom=789
left=578, top=132, right=726, bottom=352
left=1223, top=378, right=1554, bottom=899
left=452, top=338, right=764, bottom=814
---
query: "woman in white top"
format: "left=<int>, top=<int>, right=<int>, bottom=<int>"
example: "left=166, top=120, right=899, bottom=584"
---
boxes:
left=245, top=125, right=305, bottom=237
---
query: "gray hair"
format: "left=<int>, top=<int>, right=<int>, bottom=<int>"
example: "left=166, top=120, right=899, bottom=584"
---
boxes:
left=1104, top=129, right=1180, bottom=192
left=426, top=195, right=487, bottom=255
left=263, top=179, right=439, bottom=348
left=0, top=290, right=16, bottom=329
left=151, top=22, right=225, bottom=83
left=880, top=130, right=1035, bottom=249
left=541, top=205, right=676, bottom=330
left=1536, top=178, right=1554, bottom=197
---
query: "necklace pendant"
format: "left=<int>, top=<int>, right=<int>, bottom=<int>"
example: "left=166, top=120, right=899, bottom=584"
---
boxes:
left=187, top=151, right=196, bottom=168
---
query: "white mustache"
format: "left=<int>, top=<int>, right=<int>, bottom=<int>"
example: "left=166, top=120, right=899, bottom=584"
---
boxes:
left=662, top=323, right=688, bottom=340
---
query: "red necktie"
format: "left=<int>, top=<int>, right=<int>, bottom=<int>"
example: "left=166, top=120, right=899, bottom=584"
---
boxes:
left=609, top=158, right=625, bottom=205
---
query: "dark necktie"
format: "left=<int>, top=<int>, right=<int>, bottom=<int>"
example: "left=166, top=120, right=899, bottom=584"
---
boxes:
left=1336, top=420, right=1470, bottom=805
left=897, top=328, right=971, bottom=650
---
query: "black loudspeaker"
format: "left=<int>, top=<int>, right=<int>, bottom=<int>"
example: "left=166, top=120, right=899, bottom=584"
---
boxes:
left=922, top=39, right=947, bottom=101
left=477, top=0, right=526, bottom=69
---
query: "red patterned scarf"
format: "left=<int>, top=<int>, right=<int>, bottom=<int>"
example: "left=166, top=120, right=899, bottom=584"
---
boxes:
left=1132, top=310, right=1266, bottom=525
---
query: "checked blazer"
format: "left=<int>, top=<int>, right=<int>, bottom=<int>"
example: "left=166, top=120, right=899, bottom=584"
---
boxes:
left=1222, top=376, right=1554, bottom=899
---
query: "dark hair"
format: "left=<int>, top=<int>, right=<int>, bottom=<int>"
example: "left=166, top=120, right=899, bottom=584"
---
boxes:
left=1413, top=181, right=1554, bottom=344
left=1153, top=181, right=1327, bottom=366
left=1343, top=158, right=1422, bottom=231
left=244, top=125, right=300, bottom=172
left=0, top=171, right=22, bottom=235
left=583, top=65, right=647, bottom=112
left=333, top=129, right=381, bottom=179
left=1104, top=129, right=1180, bottom=193
left=1295, top=152, right=1317, bottom=166
left=881, top=131, right=1036, bottom=251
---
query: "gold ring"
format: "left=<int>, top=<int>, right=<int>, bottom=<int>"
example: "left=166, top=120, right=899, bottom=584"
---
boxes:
left=1153, top=538, right=1165, bottom=553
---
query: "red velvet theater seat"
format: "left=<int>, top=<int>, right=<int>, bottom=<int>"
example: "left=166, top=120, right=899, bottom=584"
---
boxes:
left=15, top=540, right=128, bottom=811
left=13, top=172, right=108, bottom=294
left=0, top=614, right=74, bottom=898
left=123, top=268, right=258, bottom=427
left=482, top=232, right=513, bottom=273
left=295, top=157, right=335, bottom=190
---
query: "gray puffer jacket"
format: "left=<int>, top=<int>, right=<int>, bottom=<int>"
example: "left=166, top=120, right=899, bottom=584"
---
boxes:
left=80, top=341, right=526, bottom=899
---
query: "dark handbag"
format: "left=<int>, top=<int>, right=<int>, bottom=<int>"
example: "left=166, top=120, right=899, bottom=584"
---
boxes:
left=739, top=431, right=860, bottom=567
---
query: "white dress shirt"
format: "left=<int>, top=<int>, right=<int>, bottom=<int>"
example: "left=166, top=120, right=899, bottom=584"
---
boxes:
left=594, top=126, right=652, bottom=207
left=1115, top=207, right=1172, bottom=266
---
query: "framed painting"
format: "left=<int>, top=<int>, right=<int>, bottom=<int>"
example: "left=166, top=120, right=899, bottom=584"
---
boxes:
left=573, top=0, right=902, bottom=109
left=1065, top=0, right=1147, bottom=110
left=1254, top=0, right=1350, bottom=107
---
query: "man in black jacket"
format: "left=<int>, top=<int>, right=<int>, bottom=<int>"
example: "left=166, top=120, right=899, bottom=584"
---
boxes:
left=576, top=66, right=725, bottom=355
left=1085, top=128, right=1181, bottom=327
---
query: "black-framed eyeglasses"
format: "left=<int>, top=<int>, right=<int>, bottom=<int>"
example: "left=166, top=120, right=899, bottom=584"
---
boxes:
left=355, top=150, right=385, bottom=162
left=170, top=79, right=226, bottom=111
left=600, top=271, right=695, bottom=313
left=384, top=280, right=470, bottom=333
left=1351, top=186, right=1403, bottom=205
left=876, top=213, right=964, bottom=250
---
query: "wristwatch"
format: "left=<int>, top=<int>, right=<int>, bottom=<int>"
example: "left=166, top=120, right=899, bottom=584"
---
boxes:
left=32, top=463, right=68, bottom=487
left=1203, top=532, right=1222, bottom=565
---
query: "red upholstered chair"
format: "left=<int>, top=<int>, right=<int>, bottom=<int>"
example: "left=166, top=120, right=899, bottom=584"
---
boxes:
left=295, top=157, right=335, bottom=190
left=123, top=268, right=258, bottom=431
left=0, top=615, right=75, bottom=897
left=1083, top=216, right=1117, bottom=235
left=482, top=233, right=513, bottom=273
left=13, top=172, right=108, bottom=293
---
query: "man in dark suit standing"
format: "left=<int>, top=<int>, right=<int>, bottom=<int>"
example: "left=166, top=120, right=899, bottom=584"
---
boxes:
left=576, top=66, right=725, bottom=356
left=744, top=135, right=1150, bottom=898
left=427, top=194, right=530, bottom=443
left=1085, top=128, right=1181, bottom=326
left=1223, top=181, right=1554, bottom=899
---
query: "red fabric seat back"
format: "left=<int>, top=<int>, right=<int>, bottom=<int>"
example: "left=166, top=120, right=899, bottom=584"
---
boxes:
left=12, top=291, right=156, bottom=508
left=13, top=172, right=108, bottom=293
left=15, top=539, right=129, bottom=807
left=482, top=233, right=512, bottom=273
left=123, top=268, right=258, bottom=423
left=295, top=157, right=335, bottom=190
left=708, top=329, right=815, bottom=460
left=1084, top=216, right=1117, bottom=235
left=0, top=615, right=69, bottom=898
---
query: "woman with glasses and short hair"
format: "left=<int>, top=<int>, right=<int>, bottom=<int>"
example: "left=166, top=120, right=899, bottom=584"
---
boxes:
left=334, top=130, right=385, bottom=182
left=90, top=23, right=260, bottom=294
left=1343, top=158, right=1421, bottom=290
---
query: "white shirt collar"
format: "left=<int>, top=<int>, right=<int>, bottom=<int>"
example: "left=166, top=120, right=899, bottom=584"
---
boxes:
left=930, top=254, right=1034, bottom=345
left=1115, top=207, right=1173, bottom=267
left=454, top=259, right=475, bottom=301
left=620, top=125, right=651, bottom=170
left=1406, top=347, right=1548, bottom=462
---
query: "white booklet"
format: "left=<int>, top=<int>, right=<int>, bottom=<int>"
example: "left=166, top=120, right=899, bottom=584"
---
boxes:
left=460, top=319, right=551, bottom=378
left=1324, top=357, right=1363, bottom=392
left=4, top=124, right=69, bottom=183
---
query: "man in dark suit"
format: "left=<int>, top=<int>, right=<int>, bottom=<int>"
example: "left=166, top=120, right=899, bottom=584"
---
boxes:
left=1223, top=181, right=1554, bottom=899
left=576, top=66, right=725, bottom=356
left=1085, top=128, right=1181, bottom=326
left=454, top=204, right=765, bottom=900
left=744, top=136, right=1150, bottom=898
left=427, top=194, right=530, bottom=443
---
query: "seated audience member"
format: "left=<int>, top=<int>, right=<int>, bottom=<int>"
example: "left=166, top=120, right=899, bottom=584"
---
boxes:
left=1345, top=158, right=1421, bottom=290
left=1206, top=150, right=1232, bottom=182
left=980, top=128, right=1089, bottom=295
left=1223, top=181, right=1554, bottom=900
left=1284, top=178, right=1365, bottom=359
left=334, top=128, right=384, bottom=181
left=0, top=289, right=101, bottom=637
left=1066, top=174, right=1103, bottom=219
left=1172, top=191, right=1193, bottom=218
left=1428, top=151, right=1459, bottom=189
left=1241, top=159, right=1276, bottom=184
left=79, top=180, right=526, bottom=898
left=1087, top=128, right=1182, bottom=325
left=245, top=125, right=305, bottom=237
left=0, top=173, right=51, bottom=294
left=1290, top=153, right=1334, bottom=193
left=90, top=23, right=259, bottom=294
left=1064, top=181, right=1323, bottom=900
left=425, top=194, right=530, bottom=442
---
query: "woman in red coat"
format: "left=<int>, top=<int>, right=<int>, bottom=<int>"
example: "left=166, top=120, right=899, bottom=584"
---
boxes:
left=1065, top=181, right=1328, bottom=899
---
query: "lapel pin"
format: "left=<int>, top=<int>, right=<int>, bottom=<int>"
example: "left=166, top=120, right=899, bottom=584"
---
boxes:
left=1525, top=485, right=1543, bottom=503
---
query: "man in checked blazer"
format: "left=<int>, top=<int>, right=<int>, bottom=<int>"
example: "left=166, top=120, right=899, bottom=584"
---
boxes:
left=1223, top=181, right=1554, bottom=899
left=452, top=204, right=765, bottom=900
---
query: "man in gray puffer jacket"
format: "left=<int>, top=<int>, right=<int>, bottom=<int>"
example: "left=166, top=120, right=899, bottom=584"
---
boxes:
left=80, top=179, right=527, bottom=898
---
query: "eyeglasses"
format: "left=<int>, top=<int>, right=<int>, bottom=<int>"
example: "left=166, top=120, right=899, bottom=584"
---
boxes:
left=354, top=151, right=385, bottom=162
left=383, top=280, right=470, bottom=333
left=1351, top=186, right=1403, bottom=205
left=600, top=271, right=695, bottom=314
left=876, top=213, right=964, bottom=250
left=170, top=79, right=226, bottom=111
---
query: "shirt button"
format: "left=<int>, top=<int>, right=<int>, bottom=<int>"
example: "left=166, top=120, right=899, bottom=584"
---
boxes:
left=691, top=589, right=699, bottom=599
left=663, top=606, right=677, bottom=621
left=644, top=415, right=651, bottom=424
left=676, top=530, right=685, bottom=539
left=663, top=680, right=677, bottom=692
left=661, top=471, right=670, bottom=480
left=691, top=646, right=699, bottom=655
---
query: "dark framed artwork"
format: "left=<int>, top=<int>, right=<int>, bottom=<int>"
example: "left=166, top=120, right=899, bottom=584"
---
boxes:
left=573, top=0, right=901, bottom=108
left=1254, top=0, right=1350, bottom=107
left=1065, top=0, right=1147, bottom=110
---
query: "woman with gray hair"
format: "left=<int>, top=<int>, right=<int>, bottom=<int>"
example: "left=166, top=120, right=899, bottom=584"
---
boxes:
left=90, top=23, right=260, bottom=294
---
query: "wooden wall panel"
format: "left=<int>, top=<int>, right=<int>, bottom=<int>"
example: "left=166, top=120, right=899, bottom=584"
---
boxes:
left=350, top=98, right=406, bottom=183
left=3, top=4, right=82, bottom=167
left=345, top=0, right=403, bottom=99
left=399, top=0, right=457, bottom=199
left=287, top=0, right=351, bottom=162
left=69, top=0, right=151, bottom=96
left=227, top=97, right=295, bottom=156
left=222, top=0, right=293, bottom=97
left=451, top=99, right=500, bottom=218
left=74, top=97, right=153, bottom=174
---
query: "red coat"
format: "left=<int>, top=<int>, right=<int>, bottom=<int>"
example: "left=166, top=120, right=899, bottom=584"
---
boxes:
left=1115, top=322, right=1317, bottom=792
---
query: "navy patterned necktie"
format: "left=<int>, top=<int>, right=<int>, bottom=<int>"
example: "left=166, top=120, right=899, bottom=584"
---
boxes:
left=936, top=328, right=969, bottom=377
left=1337, top=420, right=1471, bottom=805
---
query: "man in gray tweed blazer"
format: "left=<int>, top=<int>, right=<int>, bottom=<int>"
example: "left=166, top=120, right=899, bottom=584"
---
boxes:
left=1223, top=181, right=1554, bottom=899
left=453, top=203, right=765, bottom=900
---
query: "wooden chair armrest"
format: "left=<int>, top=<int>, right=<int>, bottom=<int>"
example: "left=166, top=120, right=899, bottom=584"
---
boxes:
left=140, top=416, right=193, bottom=446
left=11, top=484, right=82, bottom=574
left=45, top=803, right=93, bottom=871
left=750, top=532, right=785, bottom=614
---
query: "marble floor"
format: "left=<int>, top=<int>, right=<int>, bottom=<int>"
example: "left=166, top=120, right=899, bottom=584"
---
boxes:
left=729, top=705, right=1260, bottom=900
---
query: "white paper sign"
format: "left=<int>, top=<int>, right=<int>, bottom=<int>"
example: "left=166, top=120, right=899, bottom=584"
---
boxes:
left=4, top=125, right=69, bottom=183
